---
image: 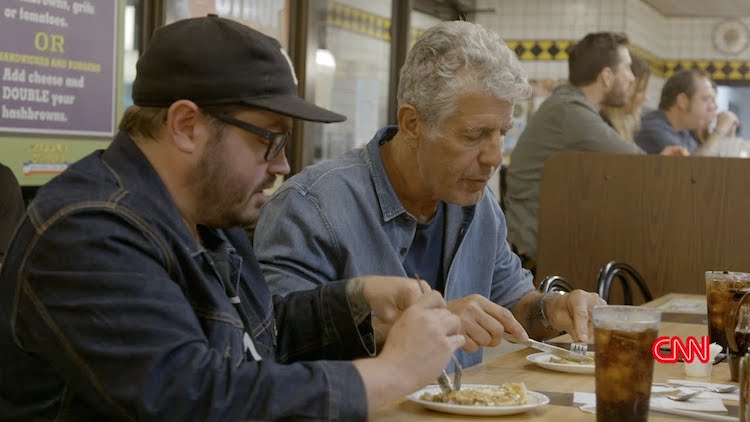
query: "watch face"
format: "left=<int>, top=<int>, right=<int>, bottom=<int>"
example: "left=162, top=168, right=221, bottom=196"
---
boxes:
left=713, top=19, right=750, bottom=55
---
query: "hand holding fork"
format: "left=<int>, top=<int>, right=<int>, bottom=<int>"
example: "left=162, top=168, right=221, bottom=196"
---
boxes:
left=414, top=275, right=463, bottom=393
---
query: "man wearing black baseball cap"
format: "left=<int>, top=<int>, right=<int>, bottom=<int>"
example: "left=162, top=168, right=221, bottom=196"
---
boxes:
left=0, top=15, right=463, bottom=420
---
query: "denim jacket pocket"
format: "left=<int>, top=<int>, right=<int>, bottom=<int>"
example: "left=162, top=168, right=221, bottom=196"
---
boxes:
left=192, top=305, right=247, bottom=367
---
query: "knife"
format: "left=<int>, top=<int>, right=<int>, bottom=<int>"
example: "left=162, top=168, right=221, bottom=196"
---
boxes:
left=504, top=333, right=594, bottom=364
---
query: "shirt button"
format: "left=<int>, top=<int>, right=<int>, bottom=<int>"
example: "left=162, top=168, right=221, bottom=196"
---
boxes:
left=400, top=247, right=407, bottom=255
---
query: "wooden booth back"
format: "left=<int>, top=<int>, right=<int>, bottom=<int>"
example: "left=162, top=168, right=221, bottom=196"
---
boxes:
left=535, top=151, right=750, bottom=302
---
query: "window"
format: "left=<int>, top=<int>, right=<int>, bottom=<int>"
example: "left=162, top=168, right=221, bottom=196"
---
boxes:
left=164, top=0, right=289, bottom=46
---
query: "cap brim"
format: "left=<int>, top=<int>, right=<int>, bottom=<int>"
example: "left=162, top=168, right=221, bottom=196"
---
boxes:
left=242, top=95, right=346, bottom=123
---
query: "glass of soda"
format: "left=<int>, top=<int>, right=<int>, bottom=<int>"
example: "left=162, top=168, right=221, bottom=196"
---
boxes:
left=594, top=306, right=661, bottom=422
left=729, top=304, right=750, bottom=381
left=706, top=271, right=750, bottom=351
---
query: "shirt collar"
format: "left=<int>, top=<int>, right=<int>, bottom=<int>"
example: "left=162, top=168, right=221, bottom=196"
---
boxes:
left=102, top=131, right=206, bottom=256
left=364, top=126, right=408, bottom=223
left=363, top=126, right=480, bottom=225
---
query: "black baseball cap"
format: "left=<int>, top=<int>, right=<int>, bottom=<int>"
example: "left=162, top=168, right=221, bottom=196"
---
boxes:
left=132, top=14, right=346, bottom=123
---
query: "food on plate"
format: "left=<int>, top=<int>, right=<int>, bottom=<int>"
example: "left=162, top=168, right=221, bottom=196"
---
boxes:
left=419, top=382, right=528, bottom=406
left=549, top=352, right=595, bottom=365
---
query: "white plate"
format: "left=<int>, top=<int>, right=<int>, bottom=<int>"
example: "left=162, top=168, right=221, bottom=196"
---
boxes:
left=526, top=352, right=595, bottom=374
left=406, top=384, right=549, bottom=416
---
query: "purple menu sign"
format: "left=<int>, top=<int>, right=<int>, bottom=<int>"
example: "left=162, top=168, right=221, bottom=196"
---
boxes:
left=0, top=1, right=117, bottom=137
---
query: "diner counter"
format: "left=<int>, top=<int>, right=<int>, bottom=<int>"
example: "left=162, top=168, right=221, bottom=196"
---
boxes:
left=371, top=294, right=733, bottom=421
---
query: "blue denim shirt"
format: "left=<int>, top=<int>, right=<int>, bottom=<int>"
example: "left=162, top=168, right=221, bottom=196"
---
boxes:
left=0, top=132, right=372, bottom=421
left=255, top=126, right=535, bottom=368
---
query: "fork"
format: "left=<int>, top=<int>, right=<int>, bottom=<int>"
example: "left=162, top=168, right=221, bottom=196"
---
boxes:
left=414, top=275, right=462, bottom=393
left=436, top=355, right=463, bottom=393
left=570, top=341, right=589, bottom=355
left=653, top=383, right=739, bottom=393
left=684, top=384, right=738, bottom=393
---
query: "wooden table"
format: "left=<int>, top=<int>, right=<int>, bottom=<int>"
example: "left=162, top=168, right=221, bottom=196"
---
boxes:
left=371, top=294, right=735, bottom=421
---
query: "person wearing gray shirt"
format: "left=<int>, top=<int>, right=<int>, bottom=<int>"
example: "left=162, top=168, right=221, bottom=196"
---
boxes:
left=505, top=33, right=642, bottom=265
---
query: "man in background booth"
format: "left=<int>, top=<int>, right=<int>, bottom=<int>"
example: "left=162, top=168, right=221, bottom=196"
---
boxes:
left=255, top=21, right=606, bottom=370
left=0, top=15, right=465, bottom=420
left=635, top=69, right=739, bottom=155
left=504, top=32, right=686, bottom=268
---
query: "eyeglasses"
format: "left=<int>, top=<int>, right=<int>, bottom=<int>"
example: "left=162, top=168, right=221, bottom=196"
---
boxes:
left=205, top=111, right=290, bottom=161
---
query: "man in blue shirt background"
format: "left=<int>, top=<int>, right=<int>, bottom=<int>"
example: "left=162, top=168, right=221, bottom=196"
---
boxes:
left=636, top=69, right=738, bottom=155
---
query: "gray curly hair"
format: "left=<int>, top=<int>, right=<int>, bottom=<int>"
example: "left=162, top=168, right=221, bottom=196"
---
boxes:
left=397, top=21, right=530, bottom=139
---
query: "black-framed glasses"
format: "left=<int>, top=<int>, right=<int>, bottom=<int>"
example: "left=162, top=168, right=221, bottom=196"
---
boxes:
left=205, top=111, right=289, bottom=161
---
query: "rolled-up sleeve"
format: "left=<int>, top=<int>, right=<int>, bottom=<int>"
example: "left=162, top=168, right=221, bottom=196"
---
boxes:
left=275, top=280, right=376, bottom=362
left=490, top=203, right=535, bottom=309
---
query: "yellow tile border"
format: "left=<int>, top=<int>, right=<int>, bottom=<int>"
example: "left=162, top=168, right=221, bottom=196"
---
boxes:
left=508, top=40, right=750, bottom=80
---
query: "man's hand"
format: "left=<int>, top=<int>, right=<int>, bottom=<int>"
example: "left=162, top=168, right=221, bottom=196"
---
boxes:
left=543, top=290, right=606, bottom=343
left=660, top=145, right=689, bottom=156
left=350, top=276, right=430, bottom=323
left=353, top=291, right=464, bottom=410
left=347, top=276, right=435, bottom=347
left=714, top=111, right=739, bottom=139
left=447, top=294, right=528, bottom=353
left=379, top=291, right=464, bottom=373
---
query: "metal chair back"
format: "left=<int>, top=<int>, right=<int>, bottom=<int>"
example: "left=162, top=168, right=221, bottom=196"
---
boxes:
left=539, top=275, right=574, bottom=294
left=596, top=261, right=653, bottom=304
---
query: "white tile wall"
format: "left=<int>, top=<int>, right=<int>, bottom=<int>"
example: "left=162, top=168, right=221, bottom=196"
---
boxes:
left=666, top=17, right=750, bottom=60
left=646, top=75, right=665, bottom=110
left=479, top=0, right=750, bottom=85
left=624, top=0, right=668, bottom=56
left=478, top=0, right=615, bottom=40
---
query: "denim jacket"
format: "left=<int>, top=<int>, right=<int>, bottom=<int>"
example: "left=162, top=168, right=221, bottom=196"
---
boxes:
left=255, top=126, right=535, bottom=368
left=0, top=132, right=372, bottom=421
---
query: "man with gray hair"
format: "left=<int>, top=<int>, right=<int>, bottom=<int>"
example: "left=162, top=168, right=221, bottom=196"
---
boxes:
left=255, top=20, right=605, bottom=369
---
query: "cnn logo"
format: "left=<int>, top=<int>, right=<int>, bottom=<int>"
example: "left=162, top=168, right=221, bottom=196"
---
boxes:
left=651, top=336, right=711, bottom=363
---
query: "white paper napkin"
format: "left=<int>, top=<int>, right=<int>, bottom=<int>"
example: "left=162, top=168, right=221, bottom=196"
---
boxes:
left=573, top=392, right=595, bottom=405
left=651, top=389, right=727, bottom=412
left=649, top=407, right=738, bottom=422
left=667, top=379, right=740, bottom=400
left=574, top=387, right=728, bottom=414
left=573, top=392, right=596, bottom=414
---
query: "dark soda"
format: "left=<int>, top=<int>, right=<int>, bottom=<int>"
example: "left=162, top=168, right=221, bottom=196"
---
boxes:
left=706, top=273, right=750, bottom=351
left=595, top=327, right=659, bottom=422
